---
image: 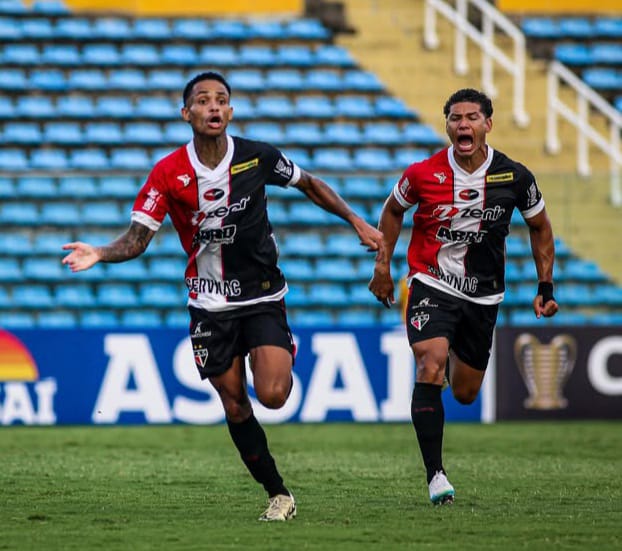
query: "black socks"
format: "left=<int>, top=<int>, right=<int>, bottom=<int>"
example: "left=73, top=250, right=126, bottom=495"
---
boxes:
left=411, top=382, right=445, bottom=484
left=227, top=414, right=289, bottom=497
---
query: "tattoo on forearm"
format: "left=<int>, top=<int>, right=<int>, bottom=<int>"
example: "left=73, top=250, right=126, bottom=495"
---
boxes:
left=99, top=223, right=152, bottom=262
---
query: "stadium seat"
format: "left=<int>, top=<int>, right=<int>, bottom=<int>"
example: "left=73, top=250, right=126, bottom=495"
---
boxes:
left=120, top=43, right=160, bottom=65
left=3, top=122, right=42, bottom=143
left=163, top=121, right=192, bottom=143
left=135, top=96, right=177, bottom=119
left=198, top=44, right=240, bottom=66
left=55, top=17, right=92, bottom=40
left=147, top=69, right=186, bottom=90
left=106, top=259, right=148, bottom=281
left=281, top=233, right=325, bottom=256
left=210, top=19, right=249, bottom=40
left=362, top=122, right=402, bottom=145
left=57, top=95, right=95, bottom=118
left=31, top=69, right=67, bottom=91
left=57, top=175, right=99, bottom=198
left=0, top=258, right=21, bottom=281
left=295, top=96, right=336, bottom=118
left=335, top=96, right=375, bottom=118
left=70, top=149, right=110, bottom=170
left=109, top=69, right=147, bottom=90
left=0, top=312, right=36, bottom=328
left=313, top=148, right=354, bottom=171
left=0, top=96, right=15, bottom=119
left=33, top=232, right=70, bottom=254
left=375, top=96, right=416, bottom=118
left=562, top=259, right=608, bottom=282
left=558, top=17, right=594, bottom=39
left=265, top=69, right=305, bottom=91
left=283, top=284, right=309, bottom=306
left=160, top=44, right=198, bottom=66
left=132, top=18, right=171, bottom=40
left=594, top=17, right=622, bottom=38
left=284, top=122, right=323, bottom=145
left=582, top=68, right=622, bottom=90
left=80, top=310, right=119, bottom=327
left=32, top=0, right=69, bottom=15
left=138, top=283, right=182, bottom=307
left=593, top=285, right=622, bottom=305
left=92, top=17, right=132, bottom=40
left=343, top=70, right=384, bottom=91
left=0, top=202, right=38, bottom=224
left=279, top=259, right=315, bottom=281
left=44, top=121, right=83, bottom=144
left=288, top=202, right=332, bottom=225
left=38, top=311, right=78, bottom=328
left=314, top=45, right=355, bottom=67
left=16, top=95, right=55, bottom=118
left=0, top=0, right=28, bottom=15
left=96, top=283, right=138, bottom=307
left=267, top=201, right=289, bottom=225
left=227, top=69, right=264, bottom=91
left=239, top=45, right=276, bottom=66
left=30, top=149, right=69, bottom=169
left=41, top=44, right=80, bottom=65
left=82, top=202, right=125, bottom=226
left=0, top=232, right=32, bottom=256
left=15, top=176, right=56, bottom=197
left=68, top=69, right=107, bottom=90
left=402, top=123, right=445, bottom=146
left=276, top=45, right=314, bottom=67
left=98, top=175, right=139, bottom=199
left=289, top=309, right=334, bottom=326
left=554, top=43, right=594, bottom=66
left=121, top=309, right=163, bottom=328
left=11, top=284, right=54, bottom=308
left=164, top=310, right=189, bottom=327
left=148, top=257, right=187, bottom=281
left=353, top=148, right=396, bottom=171
left=124, top=122, right=165, bottom=144
left=315, top=258, right=359, bottom=281
left=82, top=43, right=121, bottom=65
left=307, top=283, right=349, bottom=306
left=84, top=122, right=123, bottom=143
left=109, top=148, right=151, bottom=170
left=340, top=175, right=385, bottom=199
left=2, top=43, right=39, bottom=64
left=286, top=18, right=329, bottom=40
left=247, top=19, right=284, bottom=40
left=556, top=283, right=594, bottom=305
left=521, top=17, right=561, bottom=39
left=21, top=17, right=54, bottom=39
left=255, top=96, right=295, bottom=119
left=40, top=202, right=81, bottom=226
left=22, top=258, right=65, bottom=281
left=281, top=147, right=313, bottom=168
left=592, top=43, right=622, bottom=65
left=244, top=122, right=284, bottom=143
left=335, top=309, right=377, bottom=327
left=326, top=123, right=363, bottom=145
left=305, top=69, right=342, bottom=91
left=171, top=17, right=210, bottom=39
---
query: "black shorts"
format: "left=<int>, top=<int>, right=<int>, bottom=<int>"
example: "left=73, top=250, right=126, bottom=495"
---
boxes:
left=405, top=279, right=499, bottom=371
left=188, top=300, right=295, bottom=379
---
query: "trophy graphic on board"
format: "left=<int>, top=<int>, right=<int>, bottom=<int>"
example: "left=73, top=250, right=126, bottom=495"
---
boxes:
left=514, top=334, right=577, bottom=410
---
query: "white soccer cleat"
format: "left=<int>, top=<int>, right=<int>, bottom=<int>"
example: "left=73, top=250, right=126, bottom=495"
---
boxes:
left=429, top=471, right=455, bottom=505
left=258, top=493, right=297, bottom=521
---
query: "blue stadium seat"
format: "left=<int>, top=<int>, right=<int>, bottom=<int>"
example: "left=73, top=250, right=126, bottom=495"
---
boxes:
left=307, top=283, right=349, bottom=306
left=0, top=17, right=22, bottom=40
left=0, top=0, right=28, bottom=15
left=335, top=309, right=377, bottom=327
left=562, top=259, right=608, bottom=282
left=0, top=96, right=15, bottom=119
left=593, top=285, right=622, bottom=305
left=0, top=312, right=36, bottom=328
left=590, top=311, right=622, bottom=325
left=281, top=233, right=325, bottom=256
left=313, top=148, right=354, bottom=171
left=335, top=96, right=375, bottom=117
left=3, top=122, right=42, bottom=143
left=521, top=17, right=561, bottom=39
left=96, top=283, right=138, bottom=308
left=55, top=17, right=92, bottom=39
left=582, top=68, right=622, bottom=90
left=210, top=19, right=249, bottom=40
left=21, top=17, right=54, bottom=39
left=591, top=43, right=622, bottom=65
left=82, top=202, right=124, bottom=226
left=31, top=0, right=69, bottom=15
left=68, top=69, right=107, bottom=90
left=161, top=44, right=198, bottom=66
left=109, top=69, right=147, bottom=90
left=288, top=202, right=332, bottom=225
left=56, top=95, right=94, bottom=117
left=279, top=259, right=315, bottom=281
left=22, top=257, right=65, bottom=281
left=147, top=69, right=186, bottom=90
left=33, top=232, right=70, bottom=254
left=132, top=18, right=171, bottom=40
left=120, top=43, right=160, bottom=65
left=558, top=17, right=594, bottom=39
left=239, top=45, right=276, bottom=66
left=135, top=96, right=177, bottom=119
left=164, top=310, right=189, bottom=327
left=2, top=43, right=39, bottom=64
left=228, top=96, right=255, bottom=120
left=15, top=95, right=55, bottom=118
left=163, top=121, right=192, bottom=143
left=69, top=149, right=110, bottom=170
left=244, top=122, right=284, bottom=143
left=106, top=260, right=148, bottom=281
left=284, top=122, right=323, bottom=145
left=289, top=309, right=334, bottom=327
left=508, top=309, right=541, bottom=326
left=505, top=262, right=524, bottom=283
left=283, top=284, right=309, bottom=306
left=556, top=283, right=594, bottom=305
left=92, top=17, right=132, bottom=40
left=171, top=18, right=210, bottom=39
left=12, top=284, right=54, bottom=308
left=343, top=70, right=384, bottom=91
left=1, top=202, right=38, bottom=224
left=57, top=175, right=99, bottom=197
left=305, top=69, right=342, bottom=91
left=71, top=263, right=106, bottom=281
left=548, top=311, right=589, bottom=326
left=0, top=69, right=27, bottom=90
left=594, top=17, right=622, bottom=38
left=0, top=286, right=12, bottom=308
left=38, top=312, right=78, bottom=328
left=326, top=122, right=363, bottom=145
left=16, top=176, right=56, bottom=198
left=148, top=257, right=187, bottom=281
left=0, top=258, right=21, bottom=281
left=40, top=202, right=81, bottom=225
left=138, top=283, right=182, bottom=307
left=30, top=149, right=69, bottom=170
left=505, top=235, right=530, bottom=257
left=281, top=147, right=313, bottom=168
left=44, top=122, right=82, bottom=144
left=84, top=122, right=123, bottom=143
left=109, top=148, right=151, bottom=170
left=82, top=43, right=120, bottom=65
left=0, top=231, right=31, bottom=255
left=314, top=44, right=355, bottom=67
left=124, top=122, right=165, bottom=144
left=276, top=45, right=314, bottom=67
left=315, top=258, right=359, bottom=281
left=121, top=310, right=163, bottom=328
left=247, top=19, right=284, bottom=40
left=295, top=96, right=336, bottom=118
left=41, top=44, right=80, bottom=65
left=402, top=123, right=445, bottom=146
left=80, top=310, right=119, bottom=327
left=198, top=44, right=240, bottom=66
left=95, top=96, right=134, bottom=118
left=286, top=18, right=329, bottom=40
left=353, top=148, right=396, bottom=171
left=375, top=96, right=416, bottom=118
left=31, top=68, right=68, bottom=91
left=267, top=201, right=289, bottom=225
left=554, top=43, right=594, bottom=66
left=340, top=175, right=385, bottom=199
left=255, top=95, right=295, bottom=119
left=98, top=176, right=139, bottom=199
left=265, top=69, right=305, bottom=91
left=363, top=122, right=402, bottom=145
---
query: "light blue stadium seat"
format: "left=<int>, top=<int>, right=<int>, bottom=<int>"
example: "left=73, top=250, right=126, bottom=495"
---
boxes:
left=247, top=19, right=284, bottom=40
left=286, top=18, right=329, bottom=40
left=314, top=44, right=355, bottom=67
left=21, top=17, right=54, bottom=38
left=199, top=44, right=240, bottom=66
left=315, top=258, right=359, bottom=281
left=38, top=311, right=78, bottom=328
left=148, top=232, right=182, bottom=256
left=402, top=123, right=445, bottom=145
left=549, top=310, right=589, bottom=325
left=265, top=69, right=305, bottom=91
left=68, top=69, right=107, bottom=90
left=244, top=122, right=284, bottom=143
left=160, top=44, right=198, bottom=66
left=2, top=43, right=39, bottom=64
left=594, top=17, right=622, bottom=38
left=239, top=45, right=276, bottom=66
left=307, top=283, right=349, bottom=306
left=340, top=175, right=384, bottom=199
left=313, top=148, right=354, bottom=171
left=554, top=43, right=594, bottom=66
left=295, top=96, right=336, bottom=118
left=556, top=283, right=594, bottom=305
left=12, top=284, right=54, bottom=308
left=0, top=231, right=31, bottom=255
left=55, top=17, right=92, bottom=39
left=109, top=68, right=146, bottom=90
left=283, top=284, right=309, bottom=306
left=82, top=202, right=124, bottom=226
left=276, top=44, right=314, bottom=67
left=1, top=312, right=36, bottom=329
left=343, top=70, right=384, bottom=91
left=139, top=283, right=182, bottom=307
left=590, top=311, right=622, bottom=325
left=288, top=202, right=332, bottom=224
left=363, top=122, right=402, bottom=145
left=281, top=232, right=325, bottom=256
left=171, top=18, right=210, bottom=39
left=335, top=309, right=376, bottom=327
left=510, top=209, right=527, bottom=227
left=95, top=96, right=134, bottom=118
left=121, top=309, right=163, bottom=328
left=40, top=202, right=81, bottom=225
left=353, top=148, right=395, bottom=171
left=505, top=235, right=530, bottom=257
left=80, top=310, right=119, bottom=327
left=30, top=149, right=68, bottom=169
left=124, top=122, right=164, bottom=144
left=0, top=16, right=22, bottom=40
left=105, top=259, right=148, bottom=282
left=593, top=285, right=622, bottom=305
left=0, top=69, right=27, bottom=90
left=0, top=258, right=21, bottom=281
left=505, top=262, right=523, bottom=283
left=229, top=96, right=255, bottom=120
left=15, top=95, right=55, bottom=118
left=325, top=122, right=363, bottom=145
left=31, top=0, right=69, bottom=15
left=44, top=121, right=82, bottom=144
left=69, top=149, right=110, bottom=170
left=210, top=19, right=249, bottom=40
left=591, top=43, right=622, bottom=65
left=267, top=201, right=289, bottom=225
left=279, top=259, right=315, bottom=281
left=57, top=175, right=98, bottom=197
left=0, top=176, right=14, bottom=198
left=120, top=43, right=160, bottom=65
left=0, top=96, right=15, bottom=119
left=289, top=309, right=335, bottom=327
left=92, top=17, right=132, bottom=40
left=31, top=68, right=67, bottom=91
left=563, top=259, right=607, bottom=282
left=503, top=284, right=534, bottom=307
left=98, top=176, right=138, bottom=199
left=558, top=17, right=594, bottom=39
left=41, top=44, right=80, bottom=65
left=82, top=43, right=120, bottom=65
left=56, top=95, right=94, bottom=117
left=132, top=18, right=171, bottom=40
left=281, top=147, right=313, bottom=168
left=305, top=69, right=342, bottom=91
left=335, top=95, right=374, bottom=117
left=1, top=202, right=38, bottom=224
left=284, top=122, right=323, bottom=145
left=84, top=122, right=123, bottom=143
left=16, top=176, right=56, bottom=197
left=582, top=68, right=622, bottom=90
left=71, top=263, right=106, bottom=281
left=164, top=310, right=189, bottom=327
left=4, top=122, right=42, bottom=143
left=147, top=69, right=186, bottom=90
left=508, top=309, right=542, bottom=326
left=135, top=96, right=177, bottom=119
left=96, top=283, right=138, bottom=308
left=33, top=232, right=70, bottom=254
left=0, top=0, right=27, bottom=15
left=256, top=95, right=295, bottom=119
left=521, top=17, right=561, bottom=39
left=22, top=257, right=64, bottom=281
left=163, top=121, right=192, bottom=143
left=375, top=96, right=416, bottom=118
left=109, top=148, right=151, bottom=170
left=148, top=257, right=187, bottom=281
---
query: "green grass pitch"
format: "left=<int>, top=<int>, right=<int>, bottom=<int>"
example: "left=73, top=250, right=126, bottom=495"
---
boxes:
left=1, top=421, right=620, bottom=550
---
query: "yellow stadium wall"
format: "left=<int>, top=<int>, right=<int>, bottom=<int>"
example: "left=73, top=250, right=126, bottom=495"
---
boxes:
left=497, top=0, right=622, bottom=14
left=62, top=0, right=303, bottom=16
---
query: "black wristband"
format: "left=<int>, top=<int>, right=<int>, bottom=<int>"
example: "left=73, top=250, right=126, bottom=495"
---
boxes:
left=537, top=281, right=554, bottom=303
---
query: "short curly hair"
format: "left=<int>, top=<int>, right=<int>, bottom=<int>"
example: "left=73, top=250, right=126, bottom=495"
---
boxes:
left=443, top=88, right=493, bottom=118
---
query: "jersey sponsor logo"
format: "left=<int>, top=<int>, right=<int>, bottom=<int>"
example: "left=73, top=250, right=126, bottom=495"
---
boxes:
left=192, top=224, right=237, bottom=246
left=398, top=176, right=410, bottom=196
left=192, top=322, right=212, bottom=338
left=231, top=158, right=259, bottom=175
left=436, top=226, right=487, bottom=244
left=429, top=265, right=479, bottom=293
left=185, top=277, right=242, bottom=297
left=141, top=187, right=161, bottom=212
left=486, top=171, right=514, bottom=183
left=458, top=189, right=479, bottom=200
left=432, top=204, right=505, bottom=221
left=177, top=174, right=192, bottom=187
left=527, top=182, right=539, bottom=208
left=205, top=196, right=250, bottom=219
left=433, top=172, right=447, bottom=184
left=410, top=312, right=429, bottom=331
left=203, top=188, right=225, bottom=201
left=274, top=157, right=294, bottom=180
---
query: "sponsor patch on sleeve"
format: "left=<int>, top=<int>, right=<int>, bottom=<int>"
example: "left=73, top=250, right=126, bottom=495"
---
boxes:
left=486, top=171, right=514, bottom=183
left=231, top=158, right=259, bottom=175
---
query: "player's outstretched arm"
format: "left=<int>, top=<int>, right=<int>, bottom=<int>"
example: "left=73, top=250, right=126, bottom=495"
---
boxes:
left=62, top=221, right=155, bottom=272
left=295, top=170, right=384, bottom=256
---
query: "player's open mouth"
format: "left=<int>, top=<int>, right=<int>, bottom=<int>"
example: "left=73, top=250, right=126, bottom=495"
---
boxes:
left=456, top=135, right=473, bottom=151
left=207, top=116, right=222, bottom=129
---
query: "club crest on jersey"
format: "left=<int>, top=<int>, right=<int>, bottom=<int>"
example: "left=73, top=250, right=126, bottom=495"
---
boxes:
left=177, top=174, right=191, bottom=187
left=434, top=172, right=447, bottom=184
left=231, top=158, right=259, bottom=175
left=410, top=312, right=429, bottom=331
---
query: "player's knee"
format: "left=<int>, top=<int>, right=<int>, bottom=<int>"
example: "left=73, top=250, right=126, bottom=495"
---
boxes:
left=452, top=386, right=478, bottom=405
left=255, top=381, right=291, bottom=409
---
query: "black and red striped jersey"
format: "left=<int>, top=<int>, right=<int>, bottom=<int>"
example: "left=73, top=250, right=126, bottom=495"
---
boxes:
left=393, top=145, right=544, bottom=304
left=131, top=135, right=301, bottom=311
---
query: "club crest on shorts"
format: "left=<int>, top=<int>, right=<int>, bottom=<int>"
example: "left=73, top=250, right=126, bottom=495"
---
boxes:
left=193, top=346, right=209, bottom=368
left=410, top=312, right=430, bottom=331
